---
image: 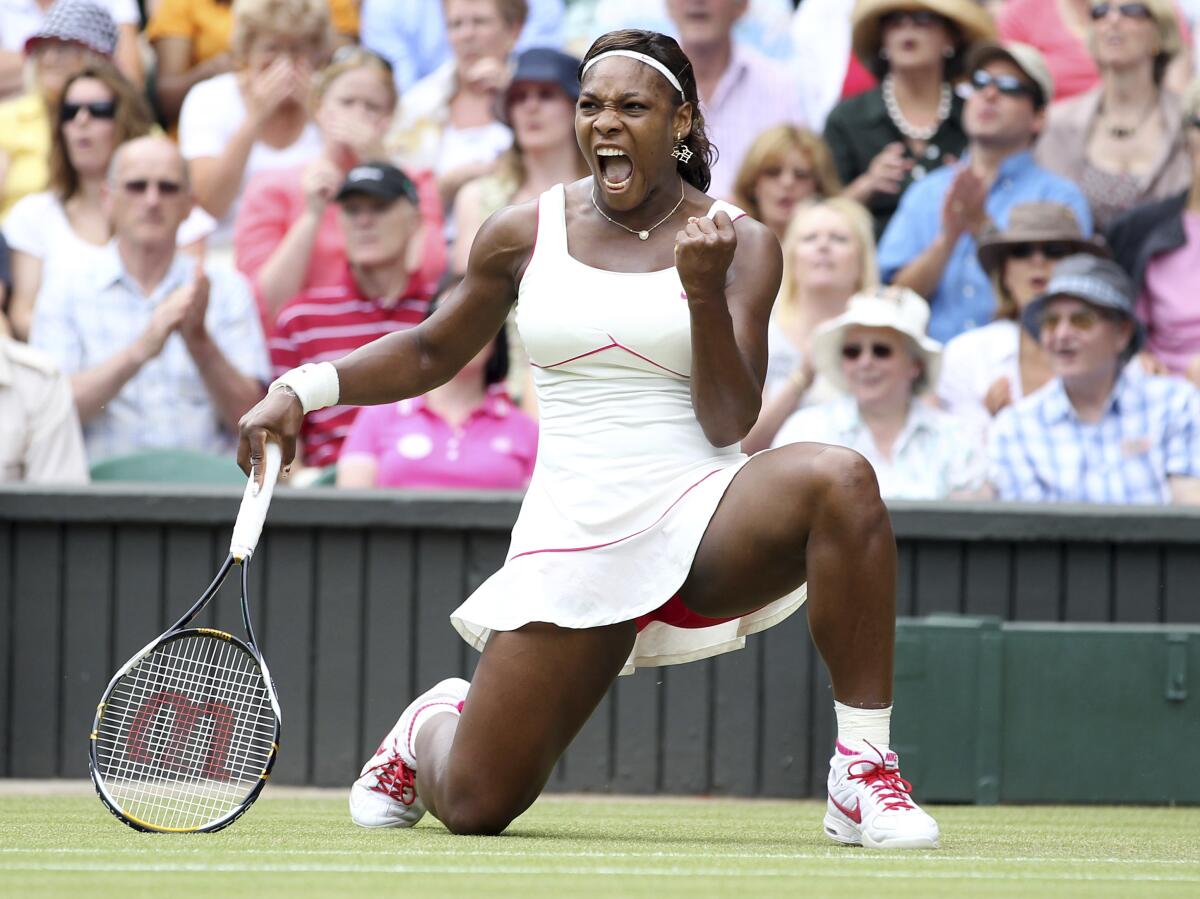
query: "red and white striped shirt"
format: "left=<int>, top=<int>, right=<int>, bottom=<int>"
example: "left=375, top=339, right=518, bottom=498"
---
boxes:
left=270, top=262, right=429, bottom=467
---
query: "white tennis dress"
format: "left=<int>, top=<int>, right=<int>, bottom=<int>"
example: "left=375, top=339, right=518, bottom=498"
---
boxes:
left=450, top=184, right=808, bottom=674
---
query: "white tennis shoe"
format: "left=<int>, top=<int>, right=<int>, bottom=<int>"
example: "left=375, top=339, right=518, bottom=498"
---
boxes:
left=349, top=677, right=470, bottom=829
left=824, top=741, right=940, bottom=849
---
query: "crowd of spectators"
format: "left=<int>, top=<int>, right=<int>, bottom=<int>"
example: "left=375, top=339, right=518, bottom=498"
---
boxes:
left=3, top=0, right=1200, bottom=508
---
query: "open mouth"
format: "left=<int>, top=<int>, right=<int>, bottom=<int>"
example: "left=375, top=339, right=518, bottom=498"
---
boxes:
left=597, top=148, right=634, bottom=191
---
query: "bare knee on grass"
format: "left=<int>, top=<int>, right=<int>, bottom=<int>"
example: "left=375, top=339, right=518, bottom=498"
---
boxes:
left=436, top=775, right=539, bottom=836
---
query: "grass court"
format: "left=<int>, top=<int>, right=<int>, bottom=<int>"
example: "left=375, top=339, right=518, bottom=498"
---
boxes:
left=2, top=786, right=1199, bottom=897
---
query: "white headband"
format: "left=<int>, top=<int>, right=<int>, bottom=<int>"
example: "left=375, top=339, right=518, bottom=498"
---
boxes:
left=581, top=49, right=685, bottom=100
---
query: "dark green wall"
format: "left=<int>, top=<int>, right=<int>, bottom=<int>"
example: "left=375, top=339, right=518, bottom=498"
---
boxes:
left=2, top=486, right=1197, bottom=796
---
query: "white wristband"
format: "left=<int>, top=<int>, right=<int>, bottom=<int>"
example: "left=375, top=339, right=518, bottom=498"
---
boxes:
left=269, top=362, right=340, bottom=414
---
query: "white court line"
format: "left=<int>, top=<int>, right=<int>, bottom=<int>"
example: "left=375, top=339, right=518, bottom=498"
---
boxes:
left=1, top=861, right=1199, bottom=883
left=1, top=847, right=1196, bottom=866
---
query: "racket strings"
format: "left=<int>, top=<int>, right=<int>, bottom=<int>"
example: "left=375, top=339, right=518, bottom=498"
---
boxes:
left=94, top=633, right=277, bottom=830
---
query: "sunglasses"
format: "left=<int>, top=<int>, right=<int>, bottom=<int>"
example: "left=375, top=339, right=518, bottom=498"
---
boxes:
left=880, top=10, right=948, bottom=28
left=61, top=100, right=116, bottom=122
left=1008, top=242, right=1076, bottom=260
left=842, top=342, right=896, bottom=361
left=963, top=70, right=1039, bottom=101
left=121, top=179, right=184, bottom=196
left=1089, top=2, right=1153, bottom=20
left=1039, top=308, right=1108, bottom=332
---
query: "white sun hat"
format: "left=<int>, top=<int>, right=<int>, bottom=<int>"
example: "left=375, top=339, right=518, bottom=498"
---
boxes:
left=810, top=285, right=943, bottom=394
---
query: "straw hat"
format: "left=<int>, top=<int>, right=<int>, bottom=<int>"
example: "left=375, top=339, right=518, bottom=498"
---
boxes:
left=811, top=286, right=943, bottom=394
left=976, top=203, right=1109, bottom=276
left=851, top=0, right=996, bottom=70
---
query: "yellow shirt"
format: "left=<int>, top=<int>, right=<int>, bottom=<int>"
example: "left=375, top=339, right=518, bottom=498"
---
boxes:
left=0, top=93, right=49, bottom=219
left=146, top=0, right=360, bottom=64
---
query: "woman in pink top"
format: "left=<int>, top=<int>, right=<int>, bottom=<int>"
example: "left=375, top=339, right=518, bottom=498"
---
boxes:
left=234, top=47, right=446, bottom=326
left=336, top=302, right=537, bottom=490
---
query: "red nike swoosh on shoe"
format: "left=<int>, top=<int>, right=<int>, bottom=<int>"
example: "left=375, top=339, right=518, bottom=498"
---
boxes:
left=829, top=793, right=862, bottom=824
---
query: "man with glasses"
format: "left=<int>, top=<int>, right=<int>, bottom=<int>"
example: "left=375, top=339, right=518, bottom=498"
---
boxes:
left=29, top=136, right=269, bottom=465
left=877, top=41, right=1092, bottom=343
left=988, top=254, right=1200, bottom=504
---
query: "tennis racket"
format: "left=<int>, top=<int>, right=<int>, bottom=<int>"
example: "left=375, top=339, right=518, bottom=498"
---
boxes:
left=89, top=443, right=283, bottom=833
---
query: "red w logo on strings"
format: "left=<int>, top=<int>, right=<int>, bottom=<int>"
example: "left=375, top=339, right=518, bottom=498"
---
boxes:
left=126, top=691, right=236, bottom=780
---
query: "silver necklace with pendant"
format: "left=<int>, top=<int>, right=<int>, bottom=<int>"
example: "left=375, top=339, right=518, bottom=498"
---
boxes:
left=591, top=180, right=686, bottom=240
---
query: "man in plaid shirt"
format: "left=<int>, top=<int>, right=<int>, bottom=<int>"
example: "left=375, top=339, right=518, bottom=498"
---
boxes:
left=988, top=254, right=1200, bottom=504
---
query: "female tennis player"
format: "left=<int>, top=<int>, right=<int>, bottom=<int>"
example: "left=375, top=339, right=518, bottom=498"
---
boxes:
left=238, top=29, right=939, bottom=849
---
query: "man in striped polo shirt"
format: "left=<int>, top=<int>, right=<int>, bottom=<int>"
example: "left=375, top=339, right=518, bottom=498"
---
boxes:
left=269, top=162, right=432, bottom=469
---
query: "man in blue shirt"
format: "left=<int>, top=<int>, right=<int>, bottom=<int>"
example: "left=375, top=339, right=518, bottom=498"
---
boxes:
left=989, top=255, right=1200, bottom=505
left=362, top=0, right=564, bottom=92
left=878, top=41, right=1091, bottom=343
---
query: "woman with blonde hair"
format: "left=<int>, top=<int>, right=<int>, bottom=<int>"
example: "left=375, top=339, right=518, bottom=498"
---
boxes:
left=235, top=46, right=445, bottom=324
left=179, top=0, right=334, bottom=249
left=1036, top=0, right=1190, bottom=230
left=148, top=0, right=360, bottom=128
left=741, top=196, right=878, bottom=453
left=4, top=61, right=155, bottom=339
left=732, top=125, right=841, bottom=243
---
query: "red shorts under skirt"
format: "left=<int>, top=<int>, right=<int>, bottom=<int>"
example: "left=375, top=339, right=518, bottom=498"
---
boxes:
left=634, top=593, right=740, bottom=631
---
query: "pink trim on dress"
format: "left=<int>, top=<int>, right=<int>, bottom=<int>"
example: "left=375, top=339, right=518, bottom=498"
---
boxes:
left=509, top=468, right=724, bottom=560
left=532, top=334, right=686, bottom=378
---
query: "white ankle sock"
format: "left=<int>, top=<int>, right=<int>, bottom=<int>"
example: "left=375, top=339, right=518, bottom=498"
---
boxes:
left=834, top=701, right=892, bottom=751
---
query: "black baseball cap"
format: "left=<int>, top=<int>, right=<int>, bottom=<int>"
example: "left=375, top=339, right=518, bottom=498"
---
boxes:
left=335, top=162, right=419, bottom=205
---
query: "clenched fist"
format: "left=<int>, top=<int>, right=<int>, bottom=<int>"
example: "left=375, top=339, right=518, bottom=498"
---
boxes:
left=675, top=211, right=737, bottom=302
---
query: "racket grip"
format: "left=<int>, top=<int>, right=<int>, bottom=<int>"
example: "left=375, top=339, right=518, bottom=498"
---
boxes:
left=231, top=441, right=282, bottom=561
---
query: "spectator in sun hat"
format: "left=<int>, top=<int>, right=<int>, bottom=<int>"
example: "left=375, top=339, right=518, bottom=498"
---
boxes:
left=878, top=40, right=1093, bottom=344
left=936, top=201, right=1109, bottom=433
left=0, top=0, right=118, bottom=217
left=235, top=46, right=445, bottom=329
left=0, top=0, right=141, bottom=102
left=823, top=0, right=995, bottom=236
left=989, top=253, right=1200, bottom=505
left=773, top=285, right=988, bottom=501
left=268, top=161, right=435, bottom=469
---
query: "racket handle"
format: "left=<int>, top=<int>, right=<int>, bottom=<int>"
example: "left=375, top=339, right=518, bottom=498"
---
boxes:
left=231, top=441, right=282, bottom=561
